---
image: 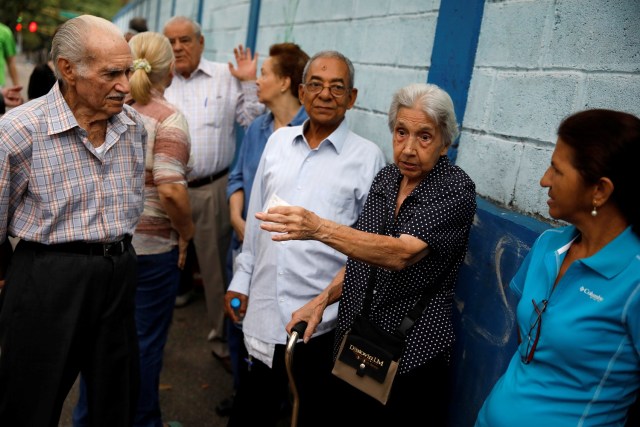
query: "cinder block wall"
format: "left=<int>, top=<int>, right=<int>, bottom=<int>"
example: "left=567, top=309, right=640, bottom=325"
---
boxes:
left=252, top=0, right=442, bottom=161
left=115, top=0, right=640, bottom=218
left=457, top=0, right=640, bottom=218
left=116, top=0, right=439, bottom=161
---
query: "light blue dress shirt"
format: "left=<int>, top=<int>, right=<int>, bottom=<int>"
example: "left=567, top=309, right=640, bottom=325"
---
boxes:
left=226, top=106, right=308, bottom=220
left=229, top=118, right=387, bottom=355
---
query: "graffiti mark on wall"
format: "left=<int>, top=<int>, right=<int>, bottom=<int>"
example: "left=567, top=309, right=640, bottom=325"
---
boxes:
left=459, top=233, right=532, bottom=347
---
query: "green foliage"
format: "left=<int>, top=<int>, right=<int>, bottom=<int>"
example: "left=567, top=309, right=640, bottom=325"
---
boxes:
left=0, top=0, right=125, bottom=52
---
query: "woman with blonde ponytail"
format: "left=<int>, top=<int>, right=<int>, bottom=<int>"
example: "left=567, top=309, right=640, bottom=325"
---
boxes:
left=129, top=31, right=175, bottom=105
left=72, top=31, right=193, bottom=427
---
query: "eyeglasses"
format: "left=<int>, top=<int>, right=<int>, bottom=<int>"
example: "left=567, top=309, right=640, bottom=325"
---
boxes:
left=520, top=298, right=549, bottom=364
left=303, top=81, right=348, bottom=97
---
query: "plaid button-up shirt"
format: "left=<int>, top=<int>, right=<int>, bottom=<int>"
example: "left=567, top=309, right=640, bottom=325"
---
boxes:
left=0, top=82, right=147, bottom=244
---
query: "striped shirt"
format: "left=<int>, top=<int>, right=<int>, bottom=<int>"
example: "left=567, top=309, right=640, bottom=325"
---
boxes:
left=164, top=58, right=264, bottom=181
left=130, top=90, right=191, bottom=255
left=0, top=82, right=147, bottom=244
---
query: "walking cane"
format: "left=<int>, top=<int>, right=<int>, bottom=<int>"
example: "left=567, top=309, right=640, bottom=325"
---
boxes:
left=285, top=321, right=307, bottom=427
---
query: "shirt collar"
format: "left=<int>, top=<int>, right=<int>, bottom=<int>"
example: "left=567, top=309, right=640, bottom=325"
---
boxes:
left=174, top=58, right=214, bottom=81
left=45, top=82, right=79, bottom=135
left=195, top=58, right=215, bottom=77
left=298, top=117, right=349, bottom=153
left=384, top=155, right=450, bottom=198
left=579, top=226, right=640, bottom=279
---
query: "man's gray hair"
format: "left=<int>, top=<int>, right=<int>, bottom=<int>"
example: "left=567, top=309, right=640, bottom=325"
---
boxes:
left=163, top=16, right=202, bottom=38
left=50, top=15, right=123, bottom=80
left=301, top=50, right=355, bottom=89
left=387, top=83, right=459, bottom=148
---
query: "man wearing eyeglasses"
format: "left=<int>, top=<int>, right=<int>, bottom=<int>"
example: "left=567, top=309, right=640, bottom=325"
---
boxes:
left=224, top=50, right=387, bottom=427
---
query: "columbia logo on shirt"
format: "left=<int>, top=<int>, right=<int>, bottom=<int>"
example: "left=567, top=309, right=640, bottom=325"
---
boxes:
left=579, top=286, right=604, bottom=302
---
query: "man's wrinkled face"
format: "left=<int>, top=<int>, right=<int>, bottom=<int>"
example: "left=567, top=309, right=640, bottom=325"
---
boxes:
left=299, top=57, right=357, bottom=129
left=164, top=20, right=204, bottom=78
left=74, top=35, right=133, bottom=118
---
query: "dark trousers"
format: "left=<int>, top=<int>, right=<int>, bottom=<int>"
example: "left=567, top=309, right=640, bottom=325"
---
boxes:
left=73, top=249, right=180, bottom=427
left=0, top=241, right=139, bottom=427
left=333, top=352, right=452, bottom=426
left=228, top=330, right=336, bottom=427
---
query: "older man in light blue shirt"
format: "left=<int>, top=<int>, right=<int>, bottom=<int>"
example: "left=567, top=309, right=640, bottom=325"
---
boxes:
left=225, top=51, right=387, bottom=427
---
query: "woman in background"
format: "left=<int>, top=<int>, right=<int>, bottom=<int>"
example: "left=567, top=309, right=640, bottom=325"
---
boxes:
left=475, top=109, right=640, bottom=427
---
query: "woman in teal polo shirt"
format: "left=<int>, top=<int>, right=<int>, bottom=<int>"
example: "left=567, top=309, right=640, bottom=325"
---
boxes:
left=475, top=109, right=640, bottom=426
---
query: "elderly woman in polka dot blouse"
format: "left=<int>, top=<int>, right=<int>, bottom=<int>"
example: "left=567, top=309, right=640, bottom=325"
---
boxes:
left=257, top=82, right=476, bottom=424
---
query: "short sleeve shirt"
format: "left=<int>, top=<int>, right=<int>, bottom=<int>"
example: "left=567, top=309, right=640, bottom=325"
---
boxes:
left=336, top=156, right=477, bottom=374
left=0, top=23, right=17, bottom=86
left=130, top=91, right=191, bottom=255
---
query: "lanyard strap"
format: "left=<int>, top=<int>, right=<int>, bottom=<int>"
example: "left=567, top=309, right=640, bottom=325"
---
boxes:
left=360, top=193, right=446, bottom=339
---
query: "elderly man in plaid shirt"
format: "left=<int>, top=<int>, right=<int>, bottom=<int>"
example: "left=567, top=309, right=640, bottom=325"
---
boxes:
left=0, top=15, right=146, bottom=426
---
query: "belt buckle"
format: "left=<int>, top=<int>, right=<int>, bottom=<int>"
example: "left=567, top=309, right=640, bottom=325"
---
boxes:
left=103, top=241, right=124, bottom=257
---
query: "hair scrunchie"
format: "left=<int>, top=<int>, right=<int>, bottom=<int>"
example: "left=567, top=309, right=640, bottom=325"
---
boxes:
left=133, top=58, right=152, bottom=73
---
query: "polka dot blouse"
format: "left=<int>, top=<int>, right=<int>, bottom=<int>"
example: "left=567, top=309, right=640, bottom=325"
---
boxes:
left=335, top=156, right=477, bottom=374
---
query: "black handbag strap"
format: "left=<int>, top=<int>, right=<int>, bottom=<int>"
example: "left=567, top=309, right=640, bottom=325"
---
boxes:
left=360, top=196, right=447, bottom=339
left=362, top=266, right=446, bottom=339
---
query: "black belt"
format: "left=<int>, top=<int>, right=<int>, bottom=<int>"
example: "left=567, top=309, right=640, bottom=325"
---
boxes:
left=188, top=168, right=229, bottom=188
left=19, top=235, right=132, bottom=257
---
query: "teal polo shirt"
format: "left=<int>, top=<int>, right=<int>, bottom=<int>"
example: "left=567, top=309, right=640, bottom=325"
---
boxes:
left=476, top=225, right=640, bottom=427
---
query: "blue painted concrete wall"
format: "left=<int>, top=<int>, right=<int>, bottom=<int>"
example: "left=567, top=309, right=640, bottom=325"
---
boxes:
left=450, top=197, right=550, bottom=426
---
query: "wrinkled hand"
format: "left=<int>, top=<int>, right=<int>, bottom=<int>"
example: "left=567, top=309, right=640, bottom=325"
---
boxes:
left=256, top=206, right=322, bottom=242
left=2, top=86, right=24, bottom=107
left=285, top=295, right=326, bottom=343
left=224, top=290, right=248, bottom=324
left=228, top=44, right=258, bottom=81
